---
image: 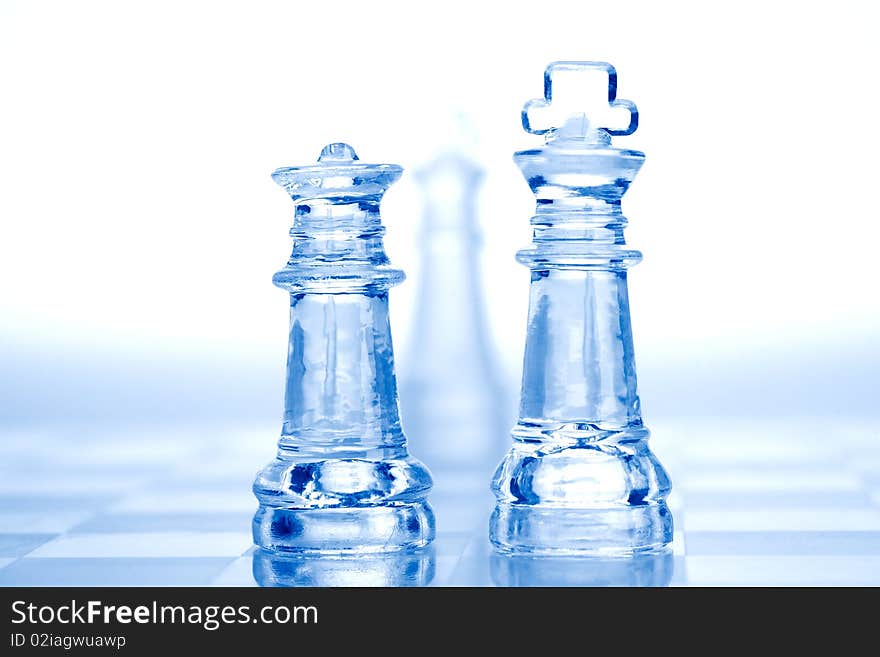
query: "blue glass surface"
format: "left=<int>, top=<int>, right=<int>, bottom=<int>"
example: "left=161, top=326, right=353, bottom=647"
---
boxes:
left=0, top=418, right=879, bottom=585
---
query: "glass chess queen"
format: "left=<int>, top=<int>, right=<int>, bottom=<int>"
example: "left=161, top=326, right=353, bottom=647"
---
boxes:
left=490, top=62, right=673, bottom=554
left=252, top=143, right=435, bottom=554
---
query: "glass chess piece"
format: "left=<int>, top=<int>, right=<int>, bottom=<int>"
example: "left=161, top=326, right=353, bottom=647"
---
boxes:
left=252, top=143, right=435, bottom=554
left=490, top=62, right=673, bottom=555
left=399, top=153, right=510, bottom=477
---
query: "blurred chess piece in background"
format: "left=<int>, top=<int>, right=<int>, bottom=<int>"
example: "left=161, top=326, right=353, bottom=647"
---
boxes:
left=399, top=153, right=511, bottom=477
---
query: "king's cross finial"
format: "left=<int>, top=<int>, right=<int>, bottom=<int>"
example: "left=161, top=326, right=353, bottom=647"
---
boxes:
left=522, top=61, right=638, bottom=141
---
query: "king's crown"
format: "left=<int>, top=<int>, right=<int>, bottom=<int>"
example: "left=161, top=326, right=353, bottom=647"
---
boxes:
left=522, top=61, right=638, bottom=147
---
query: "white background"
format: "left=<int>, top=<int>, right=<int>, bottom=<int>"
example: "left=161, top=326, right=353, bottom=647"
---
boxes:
left=1, top=0, right=877, bottom=423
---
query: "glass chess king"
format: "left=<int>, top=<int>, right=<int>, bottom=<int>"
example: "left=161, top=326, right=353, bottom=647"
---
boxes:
left=490, top=61, right=673, bottom=554
left=252, top=143, right=435, bottom=554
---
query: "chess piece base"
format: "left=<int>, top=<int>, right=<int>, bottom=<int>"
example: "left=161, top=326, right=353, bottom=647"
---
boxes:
left=253, top=454, right=435, bottom=554
left=253, top=501, right=435, bottom=555
left=490, top=436, right=672, bottom=555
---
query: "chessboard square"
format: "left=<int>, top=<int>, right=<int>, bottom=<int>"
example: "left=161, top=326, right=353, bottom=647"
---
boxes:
left=71, top=512, right=254, bottom=534
left=26, top=532, right=253, bottom=558
left=0, top=557, right=236, bottom=586
left=0, top=533, right=57, bottom=557
left=685, top=531, right=880, bottom=556
left=0, top=511, right=93, bottom=534
left=685, top=556, right=880, bottom=586
left=684, top=508, right=880, bottom=532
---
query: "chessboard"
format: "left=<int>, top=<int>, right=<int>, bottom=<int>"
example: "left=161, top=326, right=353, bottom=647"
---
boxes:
left=1, top=417, right=879, bottom=586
